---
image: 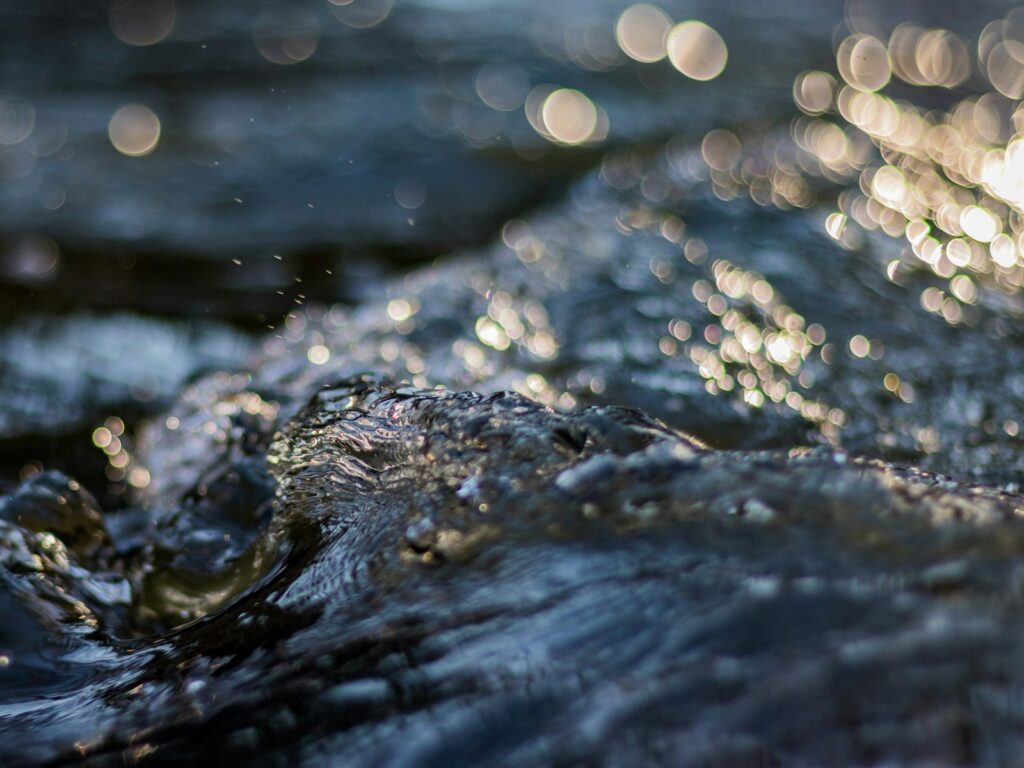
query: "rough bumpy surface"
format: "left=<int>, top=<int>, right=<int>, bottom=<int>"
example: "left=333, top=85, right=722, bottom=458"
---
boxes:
left=4, top=369, right=1024, bottom=766
left=6, top=1, right=1024, bottom=758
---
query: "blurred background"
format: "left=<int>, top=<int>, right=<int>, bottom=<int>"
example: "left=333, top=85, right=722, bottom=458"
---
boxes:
left=0, top=0, right=1013, bottom=493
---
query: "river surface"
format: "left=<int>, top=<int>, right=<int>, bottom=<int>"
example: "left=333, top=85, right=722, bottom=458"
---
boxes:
left=4, top=1, right=1024, bottom=765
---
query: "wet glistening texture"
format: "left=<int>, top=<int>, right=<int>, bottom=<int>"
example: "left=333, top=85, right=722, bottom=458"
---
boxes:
left=6, top=1, right=1024, bottom=765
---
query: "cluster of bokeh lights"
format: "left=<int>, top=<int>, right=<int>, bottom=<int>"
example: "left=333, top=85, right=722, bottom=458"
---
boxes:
left=59, top=0, right=736, bottom=161
left=45, top=1, right=1024, bottom=483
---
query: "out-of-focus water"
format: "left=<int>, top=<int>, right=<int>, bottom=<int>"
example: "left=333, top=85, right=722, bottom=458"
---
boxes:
left=5, top=0, right=1024, bottom=765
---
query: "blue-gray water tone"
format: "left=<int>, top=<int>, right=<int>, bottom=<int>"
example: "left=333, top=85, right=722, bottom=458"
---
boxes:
left=4, top=1, right=1024, bottom=765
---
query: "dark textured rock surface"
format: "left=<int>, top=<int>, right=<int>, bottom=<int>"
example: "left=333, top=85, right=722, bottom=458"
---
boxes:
left=5, top=377, right=1024, bottom=766
left=5, top=0, right=1024, bottom=764
left=5, top=139, right=1024, bottom=763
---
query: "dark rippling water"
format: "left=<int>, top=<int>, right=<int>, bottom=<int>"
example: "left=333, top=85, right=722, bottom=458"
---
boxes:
left=6, top=0, right=1024, bottom=764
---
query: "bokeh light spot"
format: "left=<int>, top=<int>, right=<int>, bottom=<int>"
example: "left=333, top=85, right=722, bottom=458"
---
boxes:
left=960, top=206, right=1000, bottom=243
left=307, top=345, right=330, bottom=365
left=701, top=129, right=741, bottom=171
left=986, top=40, right=1024, bottom=99
left=108, top=104, right=161, bottom=156
left=109, top=0, right=176, bottom=47
left=395, top=179, right=427, bottom=210
left=793, top=71, right=836, bottom=114
left=666, top=21, right=727, bottom=81
left=0, top=97, right=35, bottom=146
left=837, top=34, right=891, bottom=92
left=539, top=88, right=599, bottom=145
left=615, top=4, right=673, bottom=64
left=253, top=7, right=319, bottom=65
